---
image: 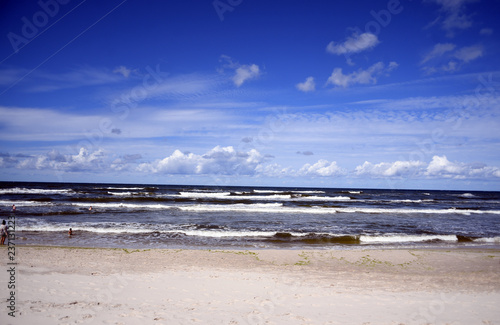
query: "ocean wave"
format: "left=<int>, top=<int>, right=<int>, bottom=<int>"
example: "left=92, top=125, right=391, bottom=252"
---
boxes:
left=5, top=199, right=500, bottom=215
left=175, top=192, right=349, bottom=202
left=13, top=223, right=500, bottom=246
left=360, top=234, right=458, bottom=243
left=71, top=202, right=174, bottom=210
left=177, top=203, right=287, bottom=213
left=178, top=191, right=232, bottom=198
left=253, top=189, right=326, bottom=194
left=107, top=191, right=134, bottom=196
left=0, top=188, right=74, bottom=195
left=0, top=200, right=55, bottom=206
left=458, top=193, right=477, bottom=198
left=106, top=187, right=146, bottom=190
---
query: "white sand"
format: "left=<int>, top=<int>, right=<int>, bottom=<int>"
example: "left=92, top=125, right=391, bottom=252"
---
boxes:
left=1, top=247, right=500, bottom=324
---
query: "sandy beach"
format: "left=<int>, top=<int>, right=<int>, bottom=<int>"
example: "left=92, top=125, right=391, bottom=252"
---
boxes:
left=1, top=247, right=500, bottom=325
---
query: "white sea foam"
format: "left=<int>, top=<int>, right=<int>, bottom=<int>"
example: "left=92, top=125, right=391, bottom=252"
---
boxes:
left=295, top=195, right=351, bottom=201
left=108, top=191, right=133, bottom=196
left=253, top=189, right=326, bottom=194
left=71, top=202, right=174, bottom=210
left=474, top=237, right=500, bottom=243
left=0, top=188, right=73, bottom=195
left=360, top=234, right=457, bottom=243
left=335, top=207, right=500, bottom=215
left=177, top=203, right=286, bottom=213
left=0, top=200, right=54, bottom=206
left=106, top=187, right=145, bottom=190
left=168, top=230, right=277, bottom=238
left=174, top=192, right=352, bottom=202
left=178, top=191, right=232, bottom=198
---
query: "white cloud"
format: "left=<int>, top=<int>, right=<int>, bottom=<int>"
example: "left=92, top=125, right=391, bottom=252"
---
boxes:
left=355, top=156, right=500, bottom=179
left=16, top=148, right=106, bottom=172
left=298, top=159, right=345, bottom=177
left=326, top=61, right=398, bottom=88
left=421, top=43, right=457, bottom=64
left=3, top=146, right=500, bottom=182
left=326, top=32, right=379, bottom=55
left=219, top=55, right=261, bottom=87
left=296, top=77, right=316, bottom=92
left=137, top=146, right=270, bottom=176
left=355, top=160, right=426, bottom=177
left=113, top=66, right=132, bottom=78
left=0, top=106, right=103, bottom=141
left=454, top=44, right=483, bottom=62
left=233, top=64, right=260, bottom=87
left=425, top=155, right=500, bottom=179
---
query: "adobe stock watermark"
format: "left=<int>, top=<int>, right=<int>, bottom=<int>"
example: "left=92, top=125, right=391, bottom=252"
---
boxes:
left=7, top=0, right=74, bottom=53
left=213, top=0, right=243, bottom=21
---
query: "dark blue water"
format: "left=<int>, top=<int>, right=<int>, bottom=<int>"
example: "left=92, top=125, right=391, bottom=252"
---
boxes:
left=1, top=182, right=499, bottom=249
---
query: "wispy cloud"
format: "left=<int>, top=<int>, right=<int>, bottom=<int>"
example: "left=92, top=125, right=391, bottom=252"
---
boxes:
left=22, top=67, right=126, bottom=92
left=326, top=32, right=379, bottom=56
left=454, top=44, right=483, bottom=62
left=421, top=43, right=483, bottom=74
left=113, top=66, right=132, bottom=78
left=427, top=0, right=478, bottom=37
left=0, top=106, right=103, bottom=141
left=421, top=43, right=457, bottom=64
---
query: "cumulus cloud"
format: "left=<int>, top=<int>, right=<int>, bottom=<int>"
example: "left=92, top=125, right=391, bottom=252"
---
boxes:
left=233, top=64, right=260, bottom=87
left=137, top=146, right=270, bottom=176
left=355, top=160, right=426, bottom=177
left=326, top=61, right=398, bottom=88
left=355, top=156, right=500, bottom=179
left=3, top=146, right=500, bottom=182
left=13, top=148, right=106, bottom=172
left=219, top=55, right=261, bottom=87
left=298, top=159, right=345, bottom=177
left=425, top=155, right=500, bottom=179
left=296, top=77, right=315, bottom=92
left=326, top=32, right=379, bottom=55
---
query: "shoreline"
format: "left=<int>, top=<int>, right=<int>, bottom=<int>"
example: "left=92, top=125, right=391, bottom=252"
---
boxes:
left=2, top=246, right=500, bottom=324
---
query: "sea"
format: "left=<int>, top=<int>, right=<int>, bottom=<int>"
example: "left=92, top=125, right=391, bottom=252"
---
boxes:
left=1, top=182, right=500, bottom=250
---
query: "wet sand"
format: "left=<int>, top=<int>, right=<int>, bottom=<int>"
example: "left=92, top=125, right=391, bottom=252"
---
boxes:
left=1, top=246, right=500, bottom=324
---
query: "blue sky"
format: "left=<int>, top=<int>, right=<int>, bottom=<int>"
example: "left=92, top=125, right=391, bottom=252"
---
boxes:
left=1, top=0, right=500, bottom=190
